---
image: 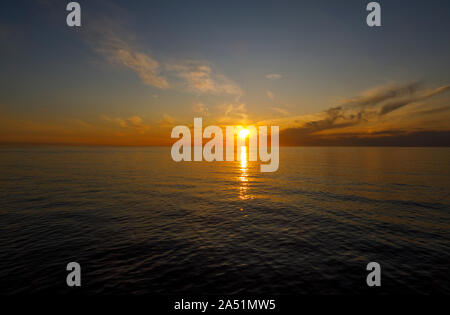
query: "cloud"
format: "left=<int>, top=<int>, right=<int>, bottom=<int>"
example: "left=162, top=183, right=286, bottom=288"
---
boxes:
left=218, top=103, right=248, bottom=124
left=112, top=49, right=169, bottom=89
left=262, top=82, right=450, bottom=146
left=267, top=90, right=275, bottom=100
left=271, top=107, right=290, bottom=116
left=296, top=82, right=450, bottom=133
left=88, top=24, right=169, bottom=89
left=413, top=105, right=450, bottom=116
left=158, top=113, right=175, bottom=127
left=167, top=61, right=242, bottom=98
left=423, top=85, right=450, bottom=98
left=68, top=119, right=91, bottom=128
left=102, top=115, right=150, bottom=133
left=193, top=102, right=209, bottom=116
left=84, top=13, right=242, bottom=98
left=341, top=82, right=421, bottom=109
left=281, top=129, right=450, bottom=146
left=265, top=74, right=282, bottom=80
left=378, top=83, right=450, bottom=115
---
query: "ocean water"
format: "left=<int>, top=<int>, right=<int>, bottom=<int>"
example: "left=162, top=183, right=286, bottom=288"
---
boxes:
left=0, top=146, right=449, bottom=294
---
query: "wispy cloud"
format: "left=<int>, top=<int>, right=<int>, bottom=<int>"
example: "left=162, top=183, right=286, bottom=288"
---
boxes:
left=102, top=115, right=150, bottom=133
left=218, top=103, right=248, bottom=124
left=193, top=102, right=209, bottom=116
left=86, top=20, right=243, bottom=99
left=296, top=82, right=450, bottom=134
left=112, top=49, right=169, bottom=89
left=158, top=113, right=176, bottom=127
left=88, top=22, right=169, bottom=89
left=271, top=107, right=289, bottom=116
left=339, top=82, right=421, bottom=109
left=167, top=61, right=242, bottom=98
left=68, top=119, right=91, bottom=129
left=257, top=82, right=450, bottom=146
left=265, top=73, right=282, bottom=80
left=267, top=90, right=275, bottom=100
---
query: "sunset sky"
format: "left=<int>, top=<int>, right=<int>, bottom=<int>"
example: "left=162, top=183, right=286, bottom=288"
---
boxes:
left=1, top=0, right=449, bottom=146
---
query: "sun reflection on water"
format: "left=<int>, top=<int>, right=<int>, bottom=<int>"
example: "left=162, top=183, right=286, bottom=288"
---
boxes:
left=240, top=145, right=247, bottom=170
left=239, top=145, right=249, bottom=200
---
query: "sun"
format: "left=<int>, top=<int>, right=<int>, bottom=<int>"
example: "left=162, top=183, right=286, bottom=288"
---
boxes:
left=238, top=128, right=250, bottom=140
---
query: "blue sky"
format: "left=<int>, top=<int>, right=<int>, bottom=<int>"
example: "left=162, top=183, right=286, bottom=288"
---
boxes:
left=0, top=0, right=449, bottom=145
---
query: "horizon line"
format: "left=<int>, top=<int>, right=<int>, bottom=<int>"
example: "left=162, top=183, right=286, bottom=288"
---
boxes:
left=1, top=143, right=449, bottom=148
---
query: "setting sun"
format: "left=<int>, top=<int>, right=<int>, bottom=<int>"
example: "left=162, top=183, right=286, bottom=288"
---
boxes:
left=238, top=128, right=250, bottom=140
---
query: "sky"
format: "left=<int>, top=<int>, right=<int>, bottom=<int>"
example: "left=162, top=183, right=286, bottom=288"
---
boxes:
left=0, top=0, right=449, bottom=146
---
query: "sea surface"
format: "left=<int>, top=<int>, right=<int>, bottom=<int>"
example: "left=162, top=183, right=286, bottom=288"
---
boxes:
left=0, top=146, right=449, bottom=294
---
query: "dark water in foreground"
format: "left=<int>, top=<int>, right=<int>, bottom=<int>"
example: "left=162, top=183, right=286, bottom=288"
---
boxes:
left=0, top=146, right=449, bottom=294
